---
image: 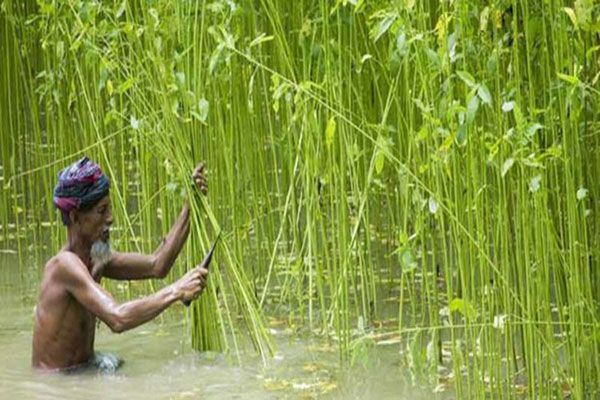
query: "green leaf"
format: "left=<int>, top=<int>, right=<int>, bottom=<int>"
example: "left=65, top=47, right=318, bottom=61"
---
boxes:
left=467, top=95, right=479, bottom=125
left=502, top=158, right=515, bottom=178
left=372, top=14, right=397, bottom=42
left=118, top=77, right=134, bottom=93
left=529, top=174, right=542, bottom=193
left=563, top=7, right=578, bottom=30
left=130, top=115, right=139, bottom=130
left=197, top=98, right=209, bottom=123
left=501, top=101, right=514, bottom=112
left=375, top=150, right=385, bottom=174
left=449, top=298, right=478, bottom=320
left=116, top=0, right=126, bottom=18
left=477, top=84, right=492, bottom=105
left=428, top=197, right=438, bottom=214
left=400, top=248, right=418, bottom=272
left=525, top=123, right=543, bottom=137
left=250, top=33, right=274, bottom=47
left=325, top=117, right=336, bottom=149
left=457, top=71, right=476, bottom=88
left=576, top=187, right=588, bottom=200
left=557, top=72, right=580, bottom=85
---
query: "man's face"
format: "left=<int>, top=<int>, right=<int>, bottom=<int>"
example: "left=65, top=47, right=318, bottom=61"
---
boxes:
left=74, top=194, right=113, bottom=245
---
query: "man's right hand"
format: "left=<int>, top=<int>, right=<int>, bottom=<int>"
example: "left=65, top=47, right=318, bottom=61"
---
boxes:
left=176, top=265, right=208, bottom=304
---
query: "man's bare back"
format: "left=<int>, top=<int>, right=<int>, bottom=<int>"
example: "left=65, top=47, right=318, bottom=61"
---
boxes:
left=32, top=159, right=208, bottom=371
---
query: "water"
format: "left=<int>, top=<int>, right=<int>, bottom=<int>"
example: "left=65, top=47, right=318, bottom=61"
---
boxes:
left=0, top=253, right=449, bottom=399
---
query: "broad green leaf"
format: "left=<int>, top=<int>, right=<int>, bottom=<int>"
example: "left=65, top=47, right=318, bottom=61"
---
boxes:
left=577, top=187, right=588, bottom=200
left=467, top=95, right=479, bottom=124
left=116, top=0, right=126, bottom=18
left=118, top=77, right=134, bottom=93
left=502, top=158, right=515, bottom=178
left=557, top=72, right=580, bottom=85
left=400, top=248, right=418, bottom=272
left=525, top=123, right=543, bottom=137
left=198, top=98, right=209, bottom=123
left=372, top=15, right=397, bottom=42
left=530, top=175, right=542, bottom=193
left=457, top=71, right=476, bottom=88
left=477, top=84, right=492, bottom=105
left=563, top=7, right=578, bottom=29
left=130, top=115, right=139, bottom=130
left=501, top=101, right=514, bottom=112
left=480, top=7, right=490, bottom=31
left=449, top=298, right=478, bottom=320
left=428, top=197, right=438, bottom=214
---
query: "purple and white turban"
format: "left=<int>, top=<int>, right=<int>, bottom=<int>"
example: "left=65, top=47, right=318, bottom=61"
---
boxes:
left=53, top=157, right=110, bottom=219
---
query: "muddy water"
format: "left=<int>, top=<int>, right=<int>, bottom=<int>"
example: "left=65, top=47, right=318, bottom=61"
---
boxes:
left=0, top=254, right=448, bottom=399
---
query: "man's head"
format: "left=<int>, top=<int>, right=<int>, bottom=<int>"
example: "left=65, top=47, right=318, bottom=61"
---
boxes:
left=53, top=157, right=112, bottom=262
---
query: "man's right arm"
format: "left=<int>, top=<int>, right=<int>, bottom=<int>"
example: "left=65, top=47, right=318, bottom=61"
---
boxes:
left=57, top=253, right=207, bottom=333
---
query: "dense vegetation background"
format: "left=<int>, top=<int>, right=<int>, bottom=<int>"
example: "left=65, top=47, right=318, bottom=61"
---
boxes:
left=1, top=0, right=599, bottom=398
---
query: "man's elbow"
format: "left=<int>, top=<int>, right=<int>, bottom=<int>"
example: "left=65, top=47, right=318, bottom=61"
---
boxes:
left=150, top=255, right=169, bottom=279
left=106, top=311, right=128, bottom=333
left=153, top=265, right=169, bottom=279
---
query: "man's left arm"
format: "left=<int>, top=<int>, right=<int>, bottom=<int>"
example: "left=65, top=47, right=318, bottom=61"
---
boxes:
left=103, top=204, right=191, bottom=280
left=103, top=163, right=207, bottom=280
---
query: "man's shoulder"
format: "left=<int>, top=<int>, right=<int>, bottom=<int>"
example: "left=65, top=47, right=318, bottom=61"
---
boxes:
left=45, top=251, right=86, bottom=276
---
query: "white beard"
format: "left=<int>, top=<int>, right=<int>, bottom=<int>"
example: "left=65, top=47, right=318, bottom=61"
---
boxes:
left=90, top=240, right=111, bottom=280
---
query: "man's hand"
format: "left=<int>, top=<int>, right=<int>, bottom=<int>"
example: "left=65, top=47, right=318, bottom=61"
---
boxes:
left=175, top=265, right=209, bottom=304
left=192, top=163, right=208, bottom=195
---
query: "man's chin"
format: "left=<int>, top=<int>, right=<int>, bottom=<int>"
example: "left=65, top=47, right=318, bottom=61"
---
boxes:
left=90, top=240, right=111, bottom=267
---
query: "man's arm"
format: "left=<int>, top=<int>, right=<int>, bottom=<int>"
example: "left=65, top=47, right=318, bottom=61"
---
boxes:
left=103, top=204, right=191, bottom=280
left=60, top=252, right=207, bottom=333
left=103, top=163, right=208, bottom=280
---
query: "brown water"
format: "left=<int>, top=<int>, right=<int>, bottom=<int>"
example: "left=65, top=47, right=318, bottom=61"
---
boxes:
left=0, top=253, right=450, bottom=399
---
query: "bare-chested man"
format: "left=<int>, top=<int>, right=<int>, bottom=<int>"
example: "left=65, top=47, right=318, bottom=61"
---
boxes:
left=32, top=157, right=208, bottom=372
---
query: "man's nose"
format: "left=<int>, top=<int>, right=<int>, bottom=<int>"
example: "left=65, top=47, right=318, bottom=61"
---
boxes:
left=106, top=211, right=113, bottom=226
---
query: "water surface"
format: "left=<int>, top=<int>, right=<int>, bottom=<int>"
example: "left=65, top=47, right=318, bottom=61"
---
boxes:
left=0, top=254, right=448, bottom=399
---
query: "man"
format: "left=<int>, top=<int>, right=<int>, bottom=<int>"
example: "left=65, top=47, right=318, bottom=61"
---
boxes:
left=32, top=156, right=209, bottom=372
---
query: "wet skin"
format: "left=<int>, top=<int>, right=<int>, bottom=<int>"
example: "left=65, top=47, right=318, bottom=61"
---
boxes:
left=32, top=164, right=208, bottom=371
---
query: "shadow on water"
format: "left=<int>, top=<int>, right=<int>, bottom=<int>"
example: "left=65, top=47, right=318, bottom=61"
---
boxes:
left=0, top=253, right=452, bottom=400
